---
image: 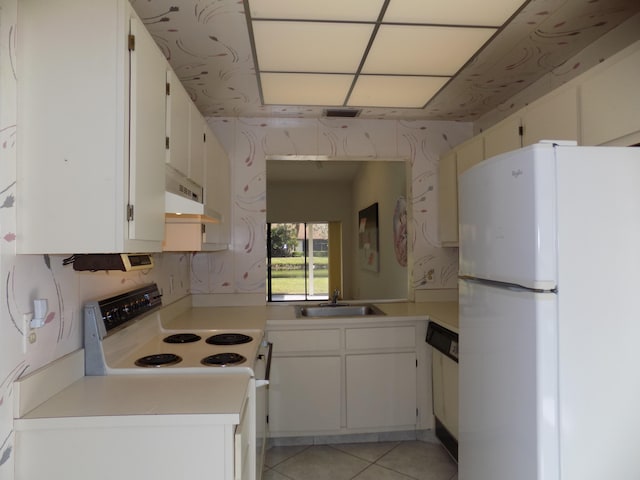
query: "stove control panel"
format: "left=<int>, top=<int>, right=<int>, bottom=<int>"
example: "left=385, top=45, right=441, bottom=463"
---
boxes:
left=97, top=283, right=162, bottom=332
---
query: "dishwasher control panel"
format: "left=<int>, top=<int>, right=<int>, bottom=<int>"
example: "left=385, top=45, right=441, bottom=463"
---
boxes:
left=426, top=321, right=459, bottom=362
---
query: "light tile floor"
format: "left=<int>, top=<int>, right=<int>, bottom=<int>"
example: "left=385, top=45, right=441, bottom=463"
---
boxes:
left=263, top=441, right=458, bottom=480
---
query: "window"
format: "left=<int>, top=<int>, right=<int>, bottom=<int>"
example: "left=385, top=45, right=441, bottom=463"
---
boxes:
left=267, top=222, right=330, bottom=301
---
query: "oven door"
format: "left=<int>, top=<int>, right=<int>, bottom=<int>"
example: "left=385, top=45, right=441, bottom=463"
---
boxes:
left=254, top=340, right=272, bottom=480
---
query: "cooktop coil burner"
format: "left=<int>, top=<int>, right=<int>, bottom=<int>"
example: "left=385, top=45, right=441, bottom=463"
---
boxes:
left=163, top=333, right=202, bottom=344
left=201, top=352, right=247, bottom=367
left=206, top=333, right=253, bottom=346
left=135, top=353, right=182, bottom=368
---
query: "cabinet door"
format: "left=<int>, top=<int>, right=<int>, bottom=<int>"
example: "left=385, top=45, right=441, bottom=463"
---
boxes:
left=456, top=136, right=484, bottom=176
left=432, top=350, right=459, bottom=439
left=189, top=105, right=206, bottom=187
left=483, top=114, right=522, bottom=160
left=203, top=126, right=231, bottom=248
left=234, top=391, right=253, bottom=480
left=346, top=353, right=417, bottom=429
left=166, top=71, right=191, bottom=178
left=581, top=47, right=640, bottom=146
left=128, top=16, right=167, bottom=244
left=438, top=150, right=458, bottom=246
left=269, top=356, right=341, bottom=434
left=522, top=87, right=578, bottom=147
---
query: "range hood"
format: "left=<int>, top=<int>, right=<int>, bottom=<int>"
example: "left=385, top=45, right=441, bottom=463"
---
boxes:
left=165, top=167, right=220, bottom=224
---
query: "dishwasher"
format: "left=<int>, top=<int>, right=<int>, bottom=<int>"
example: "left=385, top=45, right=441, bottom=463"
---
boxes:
left=426, top=321, right=459, bottom=461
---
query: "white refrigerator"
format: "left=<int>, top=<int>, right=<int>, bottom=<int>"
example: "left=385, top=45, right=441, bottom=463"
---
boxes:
left=458, top=141, right=640, bottom=480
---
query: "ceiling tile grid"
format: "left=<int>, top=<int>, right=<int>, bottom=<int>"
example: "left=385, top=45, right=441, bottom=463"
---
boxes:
left=131, top=0, right=640, bottom=121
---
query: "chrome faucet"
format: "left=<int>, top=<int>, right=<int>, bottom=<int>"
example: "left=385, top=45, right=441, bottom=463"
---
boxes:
left=331, top=288, right=340, bottom=304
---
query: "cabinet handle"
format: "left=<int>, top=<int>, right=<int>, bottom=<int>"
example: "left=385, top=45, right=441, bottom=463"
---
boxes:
left=264, top=341, right=273, bottom=381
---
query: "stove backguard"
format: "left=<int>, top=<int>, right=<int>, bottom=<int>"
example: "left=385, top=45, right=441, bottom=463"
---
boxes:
left=84, top=283, right=163, bottom=375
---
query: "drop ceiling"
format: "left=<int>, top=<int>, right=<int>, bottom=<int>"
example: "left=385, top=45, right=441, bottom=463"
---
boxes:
left=130, top=0, right=640, bottom=121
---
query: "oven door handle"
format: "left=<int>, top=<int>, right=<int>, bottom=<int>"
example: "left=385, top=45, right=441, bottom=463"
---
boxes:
left=256, top=341, right=273, bottom=388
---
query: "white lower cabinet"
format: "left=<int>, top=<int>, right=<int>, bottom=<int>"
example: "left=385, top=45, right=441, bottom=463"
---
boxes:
left=266, top=321, right=424, bottom=438
left=269, top=356, right=342, bottom=433
left=235, top=388, right=253, bottom=480
left=14, top=376, right=252, bottom=480
left=346, top=352, right=417, bottom=429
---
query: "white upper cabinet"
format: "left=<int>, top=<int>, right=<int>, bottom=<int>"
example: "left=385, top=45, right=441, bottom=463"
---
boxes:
left=482, top=114, right=522, bottom=160
left=438, top=150, right=459, bottom=247
left=455, top=135, right=484, bottom=176
left=162, top=123, right=231, bottom=252
left=580, top=45, right=640, bottom=146
left=521, top=87, right=578, bottom=147
left=166, top=72, right=206, bottom=187
left=165, top=71, right=191, bottom=179
left=203, top=125, right=231, bottom=249
left=128, top=17, right=168, bottom=245
left=189, top=106, right=206, bottom=187
left=17, top=0, right=166, bottom=253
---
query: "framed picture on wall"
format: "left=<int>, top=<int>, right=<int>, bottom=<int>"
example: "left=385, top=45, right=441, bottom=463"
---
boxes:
left=358, top=203, right=379, bottom=272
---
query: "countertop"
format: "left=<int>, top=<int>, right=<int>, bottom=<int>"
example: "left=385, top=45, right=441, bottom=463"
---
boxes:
left=163, top=304, right=269, bottom=330
left=264, top=301, right=459, bottom=332
left=16, top=372, right=251, bottom=429
left=159, top=301, right=458, bottom=333
left=14, top=298, right=457, bottom=429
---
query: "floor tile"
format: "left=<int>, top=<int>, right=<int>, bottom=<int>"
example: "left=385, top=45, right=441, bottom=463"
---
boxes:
left=273, top=445, right=370, bottom=480
left=330, top=442, right=399, bottom=463
left=377, top=441, right=457, bottom=480
left=352, top=464, right=415, bottom=480
left=265, top=445, right=310, bottom=468
left=262, top=468, right=294, bottom=480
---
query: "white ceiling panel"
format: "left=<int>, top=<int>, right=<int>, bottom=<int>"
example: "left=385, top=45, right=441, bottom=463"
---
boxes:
left=383, top=0, right=527, bottom=26
left=248, top=0, right=385, bottom=21
left=363, top=25, right=497, bottom=75
left=261, top=73, right=354, bottom=105
left=253, top=21, right=374, bottom=73
left=348, top=75, right=449, bottom=107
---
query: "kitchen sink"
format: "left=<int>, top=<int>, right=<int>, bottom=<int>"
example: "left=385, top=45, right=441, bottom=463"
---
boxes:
left=295, top=304, right=386, bottom=318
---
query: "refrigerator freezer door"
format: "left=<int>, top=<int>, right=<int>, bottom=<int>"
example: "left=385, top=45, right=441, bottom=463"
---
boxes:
left=459, top=279, right=559, bottom=480
left=458, top=143, right=558, bottom=290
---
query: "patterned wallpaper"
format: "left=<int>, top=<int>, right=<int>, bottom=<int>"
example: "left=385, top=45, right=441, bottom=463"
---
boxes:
left=191, top=117, right=472, bottom=297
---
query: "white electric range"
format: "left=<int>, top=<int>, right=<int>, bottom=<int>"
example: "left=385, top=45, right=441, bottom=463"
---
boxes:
left=84, top=283, right=269, bottom=375
left=81, top=283, right=270, bottom=480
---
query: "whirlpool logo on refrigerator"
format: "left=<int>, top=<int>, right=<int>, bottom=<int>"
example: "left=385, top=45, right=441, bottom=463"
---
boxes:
left=511, top=169, right=524, bottom=178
